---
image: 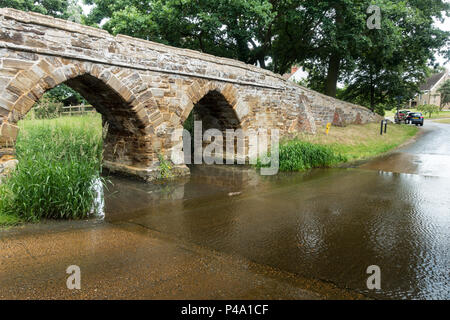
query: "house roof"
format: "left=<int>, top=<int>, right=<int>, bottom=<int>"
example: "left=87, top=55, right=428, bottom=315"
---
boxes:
left=420, top=72, right=446, bottom=91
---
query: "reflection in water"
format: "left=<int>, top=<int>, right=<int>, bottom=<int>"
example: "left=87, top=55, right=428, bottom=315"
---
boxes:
left=360, top=152, right=450, bottom=178
left=102, top=165, right=450, bottom=299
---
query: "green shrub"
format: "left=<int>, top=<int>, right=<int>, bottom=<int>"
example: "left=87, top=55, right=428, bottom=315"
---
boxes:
left=417, top=104, right=440, bottom=118
left=257, top=139, right=347, bottom=171
left=0, top=116, right=105, bottom=221
left=158, top=154, right=173, bottom=179
left=374, top=103, right=386, bottom=116
left=32, top=96, right=63, bottom=119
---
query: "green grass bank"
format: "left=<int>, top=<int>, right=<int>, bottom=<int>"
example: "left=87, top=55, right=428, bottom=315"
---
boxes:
left=261, top=122, right=419, bottom=172
left=0, top=115, right=104, bottom=227
left=295, top=122, right=418, bottom=163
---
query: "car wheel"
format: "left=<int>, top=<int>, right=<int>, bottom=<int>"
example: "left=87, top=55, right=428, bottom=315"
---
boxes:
left=420, top=123, right=424, bottom=127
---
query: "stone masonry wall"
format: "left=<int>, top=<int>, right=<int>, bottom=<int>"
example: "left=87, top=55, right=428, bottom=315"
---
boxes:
left=0, top=8, right=381, bottom=180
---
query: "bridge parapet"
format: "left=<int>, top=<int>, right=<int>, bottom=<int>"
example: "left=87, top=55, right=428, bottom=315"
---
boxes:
left=0, top=8, right=381, bottom=180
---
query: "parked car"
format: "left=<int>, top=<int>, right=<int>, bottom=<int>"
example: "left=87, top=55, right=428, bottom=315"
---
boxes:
left=405, top=111, right=413, bottom=124
left=408, top=112, right=424, bottom=126
left=405, top=112, right=414, bottom=124
left=394, top=110, right=410, bottom=124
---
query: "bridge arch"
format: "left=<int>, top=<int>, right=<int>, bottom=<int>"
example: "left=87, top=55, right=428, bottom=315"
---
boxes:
left=178, top=81, right=250, bottom=126
left=1, top=57, right=162, bottom=179
left=169, top=80, right=251, bottom=165
left=6, top=58, right=147, bottom=127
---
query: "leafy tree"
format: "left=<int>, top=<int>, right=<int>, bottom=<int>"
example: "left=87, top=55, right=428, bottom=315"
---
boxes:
left=30, top=96, right=63, bottom=119
left=303, top=0, right=449, bottom=102
left=373, top=103, right=386, bottom=116
left=29, top=84, right=88, bottom=119
left=417, top=104, right=440, bottom=118
left=271, top=0, right=449, bottom=105
left=0, top=0, right=81, bottom=19
left=6, top=0, right=448, bottom=113
left=2, top=0, right=87, bottom=26
left=84, top=0, right=277, bottom=66
left=44, top=84, right=88, bottom=106
left=437, top=79, right=450, bottom=110
left=84, top=0, right=449, bottom=109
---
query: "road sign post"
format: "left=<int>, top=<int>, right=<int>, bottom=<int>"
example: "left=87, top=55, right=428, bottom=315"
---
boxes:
left=380, top=120, right=388, bottom=135
left=326, top=122, right=331, bottom=135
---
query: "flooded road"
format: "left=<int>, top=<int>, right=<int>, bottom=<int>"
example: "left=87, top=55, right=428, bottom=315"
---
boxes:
left=361, top=120, right=450, bottom=177
left=1, top=121, right=449, bottom=299
left=105, top=121, right=450, bottom=299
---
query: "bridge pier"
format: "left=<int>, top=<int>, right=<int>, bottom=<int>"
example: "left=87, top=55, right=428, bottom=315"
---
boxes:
left=101, top=126, right=190, bottom=181
left=0, top=121, right=190, bottom=182
left=0, top=122, right=18, bottom=165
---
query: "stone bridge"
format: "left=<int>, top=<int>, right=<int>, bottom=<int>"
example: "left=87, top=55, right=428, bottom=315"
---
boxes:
left=0, top=8, right=380, bottom=180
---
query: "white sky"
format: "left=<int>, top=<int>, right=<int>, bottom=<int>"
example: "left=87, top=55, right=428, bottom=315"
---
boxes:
left=80, top=3, right=93, bottom=15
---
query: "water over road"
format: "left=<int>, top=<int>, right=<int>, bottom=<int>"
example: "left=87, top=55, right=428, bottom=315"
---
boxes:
left=1, top=121, right=449, bottom=299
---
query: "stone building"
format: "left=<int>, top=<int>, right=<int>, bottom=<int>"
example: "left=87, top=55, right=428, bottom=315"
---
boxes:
left=411, top=70, right=450, bottom=109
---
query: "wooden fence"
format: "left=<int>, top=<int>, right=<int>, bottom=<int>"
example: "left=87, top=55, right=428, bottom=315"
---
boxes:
left=61, top=105, right=96, bottom=116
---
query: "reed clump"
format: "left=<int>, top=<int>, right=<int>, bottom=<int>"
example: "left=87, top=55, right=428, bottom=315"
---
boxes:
left=0, top=115, right=104, bottom=223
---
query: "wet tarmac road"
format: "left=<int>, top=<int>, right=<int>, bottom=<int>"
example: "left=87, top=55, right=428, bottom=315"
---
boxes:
left=360, top=120, right=450, bottom=177
left=1, top=121, right=449, bottom=299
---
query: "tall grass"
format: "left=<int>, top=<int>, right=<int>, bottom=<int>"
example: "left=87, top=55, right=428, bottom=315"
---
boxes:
left=297, top=122, right=418, bottom=161
left=258, top=139, right=347, bottom=172
left=0, top=115, right=104, bottom=222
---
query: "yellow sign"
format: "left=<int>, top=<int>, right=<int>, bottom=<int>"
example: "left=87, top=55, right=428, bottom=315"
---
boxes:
left=326, top=122, right=332, bottom=135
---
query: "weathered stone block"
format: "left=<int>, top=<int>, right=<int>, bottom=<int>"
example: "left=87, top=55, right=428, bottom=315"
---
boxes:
left=234, top=102, right=249, bottom=121
left=0, top=30, right=24, bottom=45
left=40, top=75, right=57, bottom=90
left=151, top=88, right=165, bottom=97
left=0, top=97, right=14, bottom=113
left=52, top=68, right=67, bottom=84
left=0, top=122, right=19, bottom=142
left=2, top=59, right=34, bottom=70
left=15, top=94, right=36, bottom=114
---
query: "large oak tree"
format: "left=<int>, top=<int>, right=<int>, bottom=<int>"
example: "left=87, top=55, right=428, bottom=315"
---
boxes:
left=3, top=0, right=448, bottom=111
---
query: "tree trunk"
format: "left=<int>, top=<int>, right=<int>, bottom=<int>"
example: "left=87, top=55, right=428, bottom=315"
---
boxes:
left=258, top=56, right=266, bottom=69
left=325, top=3, right=343, bottom=98
left=325, top=53, right=340, bottom=97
